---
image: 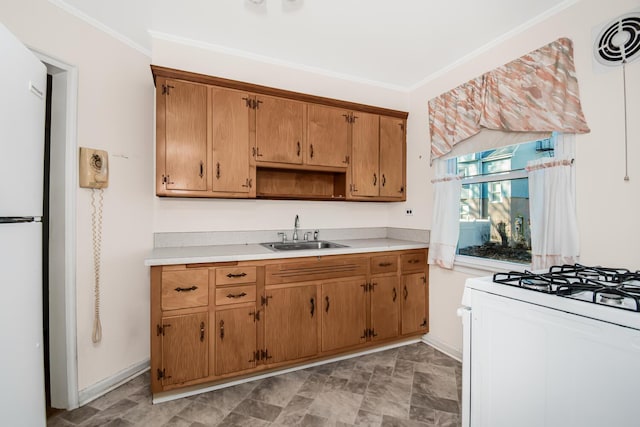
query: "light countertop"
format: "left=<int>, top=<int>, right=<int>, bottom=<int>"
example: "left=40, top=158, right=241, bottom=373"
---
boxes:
left=145, top=238, right=428, bottom=266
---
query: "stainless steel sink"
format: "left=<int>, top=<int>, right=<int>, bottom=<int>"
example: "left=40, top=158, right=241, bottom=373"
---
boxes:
left=261, top=240, right=348, bottom=251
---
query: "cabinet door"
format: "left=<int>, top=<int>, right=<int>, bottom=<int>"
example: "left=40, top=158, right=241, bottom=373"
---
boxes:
left=350, top=112, right=379, bottom=197
left=307, top=104, right=350, bottom=168
left=370, top=276, right=399, bottom=341
left=211, top=87, right=252, bottom=194
left=215, top=307, right=257, bottom=375
left=264, top=285, right=318, bottom=364
left=321, top=278, right=367, bottom=352
left=255, top=95, right=304, bottom=165
left=401, top=273, right=428, bottom=335
left=379, top=116, right=405, bottom=198
left=160, top=312, right=208, bottom=386
left=161, top=79, right=208, bottom=191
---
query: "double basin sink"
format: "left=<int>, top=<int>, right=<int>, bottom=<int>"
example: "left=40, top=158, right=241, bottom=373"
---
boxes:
left=261, top=240, right=348, bottom=252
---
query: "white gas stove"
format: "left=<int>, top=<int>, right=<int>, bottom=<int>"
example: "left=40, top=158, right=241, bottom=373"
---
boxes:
left=459, top=264, right=640, bottom=427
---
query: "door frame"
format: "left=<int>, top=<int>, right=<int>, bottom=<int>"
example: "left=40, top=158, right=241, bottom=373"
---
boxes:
left=33, top=49, right=79, bottom=410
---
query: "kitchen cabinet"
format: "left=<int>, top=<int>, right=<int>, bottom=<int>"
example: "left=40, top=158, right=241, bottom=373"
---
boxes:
left=349, top=114, right=406, bottom=200
left=400, top=250, right=429, bottom=335
left=263, top=284, right=318, bottom=364
left=149, top=248, right=427, bottom=397
left=254, top=95, right=304, bottom=165
left=155, top=79, right=255, bottom=197
left=211, top=87, right=254, bottom=194
left=156, top=78, right=208, bottom=193
left=215, top=306, right=258, bottom=375
left=306, top=104, right=350, bottom=168
left=151, top=66, right=407, bottom=201
left=321, top=278, right=368, bottom=352
left=158, top=311, right=208, bottom=386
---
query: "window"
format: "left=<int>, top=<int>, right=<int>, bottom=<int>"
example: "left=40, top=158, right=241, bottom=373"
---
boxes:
left=450, top=136, right=555, bottom=264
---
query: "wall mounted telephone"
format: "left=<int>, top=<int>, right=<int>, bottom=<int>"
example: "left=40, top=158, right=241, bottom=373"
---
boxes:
left=79, top=147, right=109, bottom=189
left=79, top=147, right=108, bottom=343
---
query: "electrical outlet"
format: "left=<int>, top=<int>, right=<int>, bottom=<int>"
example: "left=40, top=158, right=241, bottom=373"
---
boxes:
left=405, top=209, right=413, bottom=216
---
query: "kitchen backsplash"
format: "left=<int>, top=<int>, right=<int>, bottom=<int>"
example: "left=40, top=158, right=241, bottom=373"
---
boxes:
left=154, top=227, right=430, bottom=248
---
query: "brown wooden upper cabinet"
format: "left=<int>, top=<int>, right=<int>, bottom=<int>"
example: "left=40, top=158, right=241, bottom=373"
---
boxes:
left=254, top=95, right=305, bottom=165
left=306, top=104, right=351, bottom=168
left=350, top=114, right=406, bottom=200
left=152, top=65, right=407, bottom=201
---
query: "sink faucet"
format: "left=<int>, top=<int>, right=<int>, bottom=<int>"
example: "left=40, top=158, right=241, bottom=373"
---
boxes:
left=293, top=215, right=300, bottom=242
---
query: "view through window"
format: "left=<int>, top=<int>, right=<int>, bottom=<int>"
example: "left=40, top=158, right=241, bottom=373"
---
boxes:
left=451, top=136, right=556, bottom=264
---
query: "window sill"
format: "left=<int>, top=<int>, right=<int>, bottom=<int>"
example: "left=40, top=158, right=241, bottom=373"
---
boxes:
left=452, top=254, right=530, bottom=276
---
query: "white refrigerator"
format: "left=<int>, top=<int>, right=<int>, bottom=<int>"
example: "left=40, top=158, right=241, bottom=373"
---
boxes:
left=0, top=22, right=47, bottom=426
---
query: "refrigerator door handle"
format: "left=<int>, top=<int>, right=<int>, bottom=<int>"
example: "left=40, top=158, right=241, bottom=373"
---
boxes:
left=0, top=216, right=36, bottom=224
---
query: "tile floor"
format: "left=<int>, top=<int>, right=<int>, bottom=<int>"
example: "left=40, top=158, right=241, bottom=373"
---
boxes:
left=48, top=342, right=461, bottom=427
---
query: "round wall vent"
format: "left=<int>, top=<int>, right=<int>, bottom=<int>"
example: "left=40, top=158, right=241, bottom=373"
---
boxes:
left=594, top=12, right=640, bottom=66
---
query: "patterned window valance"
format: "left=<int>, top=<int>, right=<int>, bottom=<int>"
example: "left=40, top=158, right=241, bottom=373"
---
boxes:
left=428, top=38, right=590, bottom=161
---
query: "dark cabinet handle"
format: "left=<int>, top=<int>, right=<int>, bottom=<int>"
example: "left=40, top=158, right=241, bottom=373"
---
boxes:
left=174, top=285, right=198, bottom=292
left=296, top=141, right=301, bottom=157
left=392, top=287, right=397, bottom=302
left=199, top=161, right=204, bottom=178
left=382, top=174, right=386, bottom=187
left=226, top=292, right=247, bottom=299
left=199, top=322, right=205, bottom=342
left=226, top=272, right=247, bottom=278
left=408, top=259, right=420, bottom=264
left=378, top=262, right=392, bottom=267
left=373, top=173, right=377, bottom=186
left=403, top=286, right=408, bottom=300
left=310, top=144, right=314, bottom=158
left=325, top=296, right=330, bottom=313
left=219, top=320, right=224, bottom=340
left=310, top=298, right=315, bottom=317
left=216, top=162, right=220, bottom=179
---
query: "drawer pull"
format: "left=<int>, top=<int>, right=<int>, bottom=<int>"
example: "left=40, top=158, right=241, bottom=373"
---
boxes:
left=310, top=297, right=315, bottom=317
left=403, top=285, right=409, bottom=300
left=408, top=259, right=420, bottom=264
left=392, top=287, right=397, bottom=302
left=325, top=296, right=330, bottom=313
left=226, top=272, right=247, bottom=278
left=199, top=322, right=205, bottom=342
left=226, top=292, right=247, bottom=299
left=174, top=285, right=198, bottom=293
left=219, top=320, right=224, bottom=340
left=378, top=262, right=392, bottom=267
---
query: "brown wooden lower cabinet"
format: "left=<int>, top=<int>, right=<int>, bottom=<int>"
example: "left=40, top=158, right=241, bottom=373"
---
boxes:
left=401, top=272, right=429, bottom=335
left=150, top=248, right=428, bottom=396
left=215, top=306, right=257, bottom=376
left=263, top=284, right=318, bottom=364
left=321, top=278, right=368, bottom=352
left=158, top=311, right=208, bottom=386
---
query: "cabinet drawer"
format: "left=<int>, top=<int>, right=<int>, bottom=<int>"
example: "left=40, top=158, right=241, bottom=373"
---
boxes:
left=216, top=266, right=257, bottom=286
left=401, top=252, right=427, bottom=273
left=215, top=285, right=257, bottom=306
left=162, top=269, right=209, bottom=310
left=370, top=255, right=398, bottom=275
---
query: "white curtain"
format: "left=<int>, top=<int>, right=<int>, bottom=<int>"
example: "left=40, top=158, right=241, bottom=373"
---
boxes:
left=428, top=160, right=462, bottom=269
left=526, top=133, right=579, bottom=270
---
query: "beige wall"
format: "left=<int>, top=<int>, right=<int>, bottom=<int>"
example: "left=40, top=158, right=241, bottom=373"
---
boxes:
left=0, top=0, right=155, bottom=390
left=411, top=0, right=640, bottom=354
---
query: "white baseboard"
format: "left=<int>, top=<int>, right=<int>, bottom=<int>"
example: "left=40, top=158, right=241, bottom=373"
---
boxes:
left=421, top=334, right=462, bottom=362
left=78, top=359, right=150, bottom=407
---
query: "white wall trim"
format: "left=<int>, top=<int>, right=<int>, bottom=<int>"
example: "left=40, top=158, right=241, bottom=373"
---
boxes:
left=32, top=49, right=80, bottom=410
left=78, top=359, right=150, bottom=407
left=408, top=0, right=579, bottom=91
left=421, top=333, right=462, bottom=362
left=149, top=30, right=410, bottom=93
left=47, top=0, right=151, bottom=57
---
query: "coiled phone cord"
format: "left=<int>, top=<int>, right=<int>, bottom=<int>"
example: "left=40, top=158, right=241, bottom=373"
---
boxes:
left=91, top=188, right=104, bottom=343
